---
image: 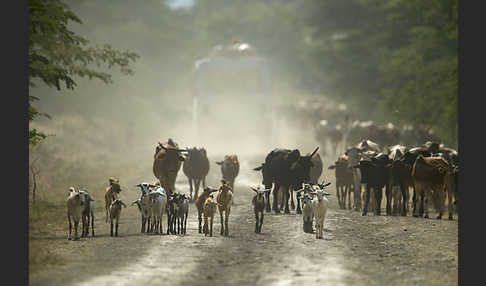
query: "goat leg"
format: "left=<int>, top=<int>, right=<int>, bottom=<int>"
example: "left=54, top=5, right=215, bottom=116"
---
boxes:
left=255, top=212, right=259, bottom=233
left=259, top=212, right=264, bottom=233
left=210, top=215, right=213, bottom=237
left=296, top=192, right=302, bottom=215
left=225, top=212, right=229, bottom=236
left=91, top=214, right=95, bottom=237
left=68, top=212, right=72, bottom=240
left=198, top=211, right=202, bottom=233
left=220, top=212, right=224, bottom=235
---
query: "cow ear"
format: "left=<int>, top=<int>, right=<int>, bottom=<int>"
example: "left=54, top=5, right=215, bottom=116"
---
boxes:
left=178, top=156, right=185, bottom=161
left=216, top=161, right=223, bottom=165
left=328, top=165, right=336, bottom=170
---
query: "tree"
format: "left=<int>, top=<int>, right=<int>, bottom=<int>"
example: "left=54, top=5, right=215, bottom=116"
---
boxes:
left=28, top=0, right=139, bottom=145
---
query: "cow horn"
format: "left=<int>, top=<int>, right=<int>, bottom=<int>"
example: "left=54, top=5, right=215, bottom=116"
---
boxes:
left=310, top=147, right=319, bottom=157
left=250, top=187, right=259, bottom=193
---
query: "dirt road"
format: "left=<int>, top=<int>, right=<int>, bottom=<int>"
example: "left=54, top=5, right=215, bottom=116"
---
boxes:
left=29, top=155, right=458, bottom=286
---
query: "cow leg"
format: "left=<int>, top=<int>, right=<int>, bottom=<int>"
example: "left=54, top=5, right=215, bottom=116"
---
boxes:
left=284, top=186, right=291, bottom=214
left=375, top=188, right=382, bottom=216
left=290, top=189, right=295, bottom=210
left=188, top=178, right=194, bottom=201
left=265, top=188, right=271, bottom=212
left=385, top=184, right=392, bottom=216
left=202, top=177, right=206, bottom=189
left=110, top=221, right=114, bottom=237
left=195, top=179, right=201, bottom=201
left=362, top=185, right=371, bottom=216
left=141, top=217, right=146, bottom=233
left=437, top=187, right=445, bottom=220
left=424, top=190, right=431, bottom=219
left=447, top=182, right=454, bottom=220
left=167, top=213, right=171, bottom=235
left=336, top=185, right=342, bottom=208
left=400, top=184, right=407, bottom=216
left=419, top=189, right=425, bottom=218
left=273, top=184, right=280, bottom=214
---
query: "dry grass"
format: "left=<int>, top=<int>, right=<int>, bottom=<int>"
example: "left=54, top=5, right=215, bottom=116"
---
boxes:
left=29, top=200, right=67, bottom=274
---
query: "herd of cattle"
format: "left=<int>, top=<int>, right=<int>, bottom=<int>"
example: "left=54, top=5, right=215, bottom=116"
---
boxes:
left=66, top=130, right=458, bottom=241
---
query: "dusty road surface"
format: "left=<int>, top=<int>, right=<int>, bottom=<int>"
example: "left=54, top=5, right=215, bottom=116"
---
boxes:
left=29, top=155, right=458, bottom=286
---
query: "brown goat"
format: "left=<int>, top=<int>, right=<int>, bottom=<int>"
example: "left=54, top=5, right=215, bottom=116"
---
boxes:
left=216, top=180, right=233, bottom=236
left=251, top=187, right=271, bottom=233
left=203, top=195, right=220, bottom=237
left=105, top=178, right=121, bottom=223
left=195, top=186, right=219, bottom=233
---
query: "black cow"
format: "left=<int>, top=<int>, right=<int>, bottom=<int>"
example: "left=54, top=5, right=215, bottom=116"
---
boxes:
left=253, top=147, right=319, bottom=214
left=182, top=147, right=210, bottom=201
left=354, top=153, right=393, bottom=216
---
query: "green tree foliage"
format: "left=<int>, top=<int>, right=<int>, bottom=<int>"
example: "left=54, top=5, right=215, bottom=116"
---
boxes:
left=28, top=0, right=139, bottom=146
left=304, top=0, right=458, bottom=146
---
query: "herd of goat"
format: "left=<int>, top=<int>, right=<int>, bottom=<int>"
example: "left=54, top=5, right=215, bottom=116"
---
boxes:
left=66, top=132, right=459, bottom=241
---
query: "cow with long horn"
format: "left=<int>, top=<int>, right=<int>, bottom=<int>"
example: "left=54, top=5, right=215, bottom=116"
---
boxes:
left=153, top=138, right=188, bottom=195
left=253, top=146, right=320, bottom=214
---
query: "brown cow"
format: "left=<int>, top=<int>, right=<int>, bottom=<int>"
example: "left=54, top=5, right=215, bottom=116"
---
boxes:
left=216, top=155, right=240, bottom=191
left=153, top=138, right=187, bottom=195
left=182, top=147, right=210, bottom=201
left=412, top=155, right=451, bottom=219
left=328, top=155, right=354, bottom=210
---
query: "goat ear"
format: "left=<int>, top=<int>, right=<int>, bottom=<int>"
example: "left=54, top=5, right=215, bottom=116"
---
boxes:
left=216, top=161, right=223, bottom=165
left=328, top=165, right=336, bottom=170
left=250, top=187, right=259, bottom=193
left=253, top=166, right=262, bottom=171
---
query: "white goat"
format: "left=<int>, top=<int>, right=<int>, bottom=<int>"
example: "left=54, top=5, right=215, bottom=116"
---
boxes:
left=78, top=189, right=95, bottom=237
left=147, top=186, right=167, bottom=235
left=67, top=187, right=86, bottom=240
left=296, top=184, right=315, bottom=233
left=109, top=199, right=127, bottom=237
left=132, top=182, right=156, bottom=233
left=310, top=182, right=331, bottom=239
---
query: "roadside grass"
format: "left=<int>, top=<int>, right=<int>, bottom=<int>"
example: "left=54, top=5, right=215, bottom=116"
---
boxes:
left=29, top=199, right=67, bottom=274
